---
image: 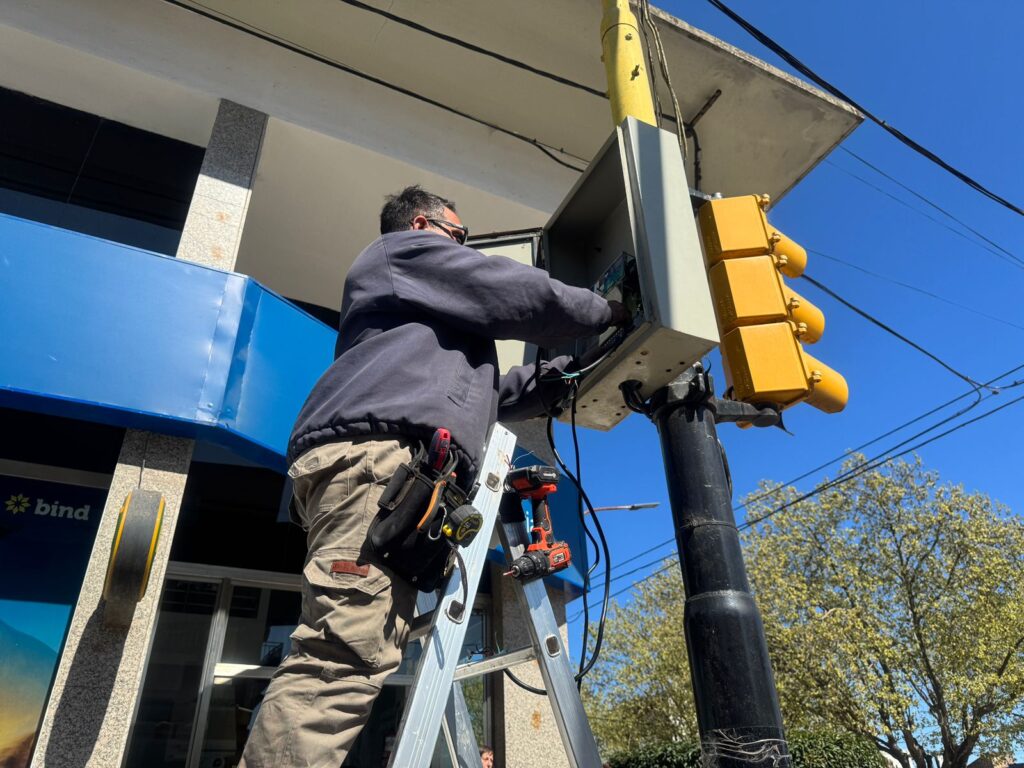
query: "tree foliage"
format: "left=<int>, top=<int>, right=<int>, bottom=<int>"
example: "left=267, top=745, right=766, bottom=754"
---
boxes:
left=603, top=730, right=884, bottom=768
left=583, top=565, right=696, bottom=755
left=744, top=457, right=1024, bottom=768
left=583, top=457, right=1024, bottom=768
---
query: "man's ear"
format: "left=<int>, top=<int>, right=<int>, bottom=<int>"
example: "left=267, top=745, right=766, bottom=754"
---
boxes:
left=410, top=214, right=430, bottom=231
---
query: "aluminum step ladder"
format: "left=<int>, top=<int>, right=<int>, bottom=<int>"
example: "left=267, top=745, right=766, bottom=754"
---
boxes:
left=386, top=423, right=603, bottom=768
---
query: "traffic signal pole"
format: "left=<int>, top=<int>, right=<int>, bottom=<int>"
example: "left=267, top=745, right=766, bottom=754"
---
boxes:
left=600, top=3, right=791, bottom=763
left=643, top=367, right=791, bottom=767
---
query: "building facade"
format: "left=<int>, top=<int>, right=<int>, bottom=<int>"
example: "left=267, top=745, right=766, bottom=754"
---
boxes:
left=0, top=2, right=859, bottom=767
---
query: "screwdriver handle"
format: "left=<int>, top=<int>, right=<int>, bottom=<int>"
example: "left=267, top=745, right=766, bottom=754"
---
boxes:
left=427, top=428, right=451, bottom=471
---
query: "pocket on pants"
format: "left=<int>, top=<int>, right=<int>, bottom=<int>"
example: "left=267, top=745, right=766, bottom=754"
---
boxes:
left=299, top=547, right=392, bottom=668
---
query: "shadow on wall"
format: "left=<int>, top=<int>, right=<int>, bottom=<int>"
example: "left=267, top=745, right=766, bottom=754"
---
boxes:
left=37, top=608, right=130, bottom=768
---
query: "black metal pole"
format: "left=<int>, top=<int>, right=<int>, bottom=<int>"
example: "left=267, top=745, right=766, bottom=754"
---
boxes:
left=647, top=365, right=790, bottom=767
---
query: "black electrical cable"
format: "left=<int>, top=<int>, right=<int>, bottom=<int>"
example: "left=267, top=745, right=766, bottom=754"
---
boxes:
left=334, top=0, right=701, bottom=128
left=573, top=381, right=1024, bottom=615
left=606, top=562, right=677, bottom=600
left=811, top=250, right=1024, bottom=332
left=800, top=272, right=993, bottom=391
left=503, top=667, right=547, bottom=696
left=505, top=353, right=611, bottom=695
left=335, top=0, right=607, bottom=99
left=569, top=384, right=592, bottom=686
left=823, top=160, right=1024, bottom=271
left=161, top=0, right=587, bottom=172
left=838, top=146, right=1022, bottom=266
left=740, top=369, right=1015, bottom=528
left=347, top=0, right=1022, bottom=262
left=703, top=0, right=1024, bottom=217
left=736, top=362, right=1024, bottom=515
left=570, top=358, right=1024, bottom=605
left=739, top=386, right=1024, bottom=531
left=557, top=386, right=604, bottom=689
left=568, top=560, right=678, bottom=622
left=557, top=389, right=613, bottom=684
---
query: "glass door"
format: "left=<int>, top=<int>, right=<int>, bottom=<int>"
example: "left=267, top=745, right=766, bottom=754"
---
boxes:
left=127, top=564, right=493, bottom=768
left=125, top=564, right=301, bottom=768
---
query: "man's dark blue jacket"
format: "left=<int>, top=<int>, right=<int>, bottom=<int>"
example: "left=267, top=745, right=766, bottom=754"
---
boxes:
left=288, top=230, right=615, bottom=481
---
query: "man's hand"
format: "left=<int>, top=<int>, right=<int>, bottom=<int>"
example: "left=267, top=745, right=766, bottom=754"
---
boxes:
left=607, top=300, right=631, bottom=326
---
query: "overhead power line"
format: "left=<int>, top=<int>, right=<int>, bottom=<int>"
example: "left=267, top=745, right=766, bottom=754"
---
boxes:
left=739, top=385, right=1024, bottom=531
left=572, top=359, right=1024, bottom=601
left=822, top=161, right=1024, bottom=272
left=162, top=0, right=587, bottom=171
left=572, top=378, right=1024, bottom=617
left=811, top=251, right=1024, bottom=332
left=334, top=0, right=607, bottom=98
left=569, top=561, right=677, bottom=622
left=703, top=0, right=1024, bottom=217
left=799, top=273, right=993, bottom=391
left=736, top=360, right=1024, bottom=513
left=836, top=148, right=1023, bottom=267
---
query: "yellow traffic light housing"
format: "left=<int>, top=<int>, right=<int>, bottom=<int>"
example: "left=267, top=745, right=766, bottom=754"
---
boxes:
left=698, top=194, right=848, bottom=414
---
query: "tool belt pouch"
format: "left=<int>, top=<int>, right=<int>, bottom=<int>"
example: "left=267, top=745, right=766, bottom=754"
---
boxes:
left=369, top=458, right=454, bottom=592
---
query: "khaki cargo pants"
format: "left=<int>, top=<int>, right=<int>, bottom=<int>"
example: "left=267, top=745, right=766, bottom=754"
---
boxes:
left=240, top=436, right=419, bottom=768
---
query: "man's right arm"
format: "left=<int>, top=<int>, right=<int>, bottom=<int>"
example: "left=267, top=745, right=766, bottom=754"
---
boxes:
left=384, top=232, right=617, bottom=346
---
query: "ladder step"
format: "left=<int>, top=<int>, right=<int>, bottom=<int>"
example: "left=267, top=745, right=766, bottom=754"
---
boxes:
left=452, top=647, right=536, bottom=682
left=408, top=610, right=435, bottom=642
left=386, top=423, right=602, bottom=768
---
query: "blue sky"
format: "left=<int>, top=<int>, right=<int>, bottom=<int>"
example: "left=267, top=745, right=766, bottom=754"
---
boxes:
left=565, top=0, right=1024, bottom=690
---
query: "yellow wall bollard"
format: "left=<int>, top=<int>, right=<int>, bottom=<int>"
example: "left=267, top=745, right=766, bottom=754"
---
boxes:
left=600, top=0, right=657, bottom=127
left=102, top=489, right=166, bottom=626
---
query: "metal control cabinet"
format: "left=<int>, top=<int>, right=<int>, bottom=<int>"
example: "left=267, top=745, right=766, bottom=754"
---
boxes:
left=543, top=117, right=719, bottom=430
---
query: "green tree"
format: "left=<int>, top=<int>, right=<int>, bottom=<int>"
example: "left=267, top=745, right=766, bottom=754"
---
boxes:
left=744, top=457, right=1024, bottom=768
left=583, top=565, right=696, bottom=755
left=583, top=456, right=1024, bottom=768
left=603, top=729, right=884, bottom=768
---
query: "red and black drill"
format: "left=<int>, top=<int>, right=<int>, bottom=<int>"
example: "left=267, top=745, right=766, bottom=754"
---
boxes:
left=503, top=465, right=572, bottom=581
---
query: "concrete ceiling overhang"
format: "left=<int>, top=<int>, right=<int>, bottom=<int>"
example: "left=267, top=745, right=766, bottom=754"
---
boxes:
left=1, top=0, right=861, bottom=207
left=0, top=0, right=862, bottom=309
left=181, top=0, right=862, bottom=201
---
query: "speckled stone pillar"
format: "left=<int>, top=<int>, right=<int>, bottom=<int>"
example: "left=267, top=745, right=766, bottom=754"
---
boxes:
left=494, top=420, right=579, bottom=768
left=31, top=100, right=267, bottom=768
left=497, top=576, right=573, bottom=768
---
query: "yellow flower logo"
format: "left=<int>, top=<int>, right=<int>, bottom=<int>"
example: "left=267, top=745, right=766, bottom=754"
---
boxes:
left=5, top=494, right=30, bottom=514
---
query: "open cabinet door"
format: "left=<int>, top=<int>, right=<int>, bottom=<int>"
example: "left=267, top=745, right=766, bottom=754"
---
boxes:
left=467, top=229, right=544, bottom=375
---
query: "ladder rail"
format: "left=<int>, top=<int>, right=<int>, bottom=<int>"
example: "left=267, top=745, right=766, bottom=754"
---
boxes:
left=387, top=423, right=602, bottom=768
left=386, top=424, right=517, bottom=768
left=442, top=682, right=482, bottom=768
left=496, top=501, right=605, bottom=768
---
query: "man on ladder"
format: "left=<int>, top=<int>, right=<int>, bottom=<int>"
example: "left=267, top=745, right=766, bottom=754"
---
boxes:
left=240, top=185, right=627, bottom=768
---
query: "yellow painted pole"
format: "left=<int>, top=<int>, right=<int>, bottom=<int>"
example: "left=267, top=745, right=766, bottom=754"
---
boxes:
left=600, top=0, right=657, bottom=127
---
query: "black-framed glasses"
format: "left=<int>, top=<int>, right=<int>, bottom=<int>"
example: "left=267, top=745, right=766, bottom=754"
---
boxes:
left=426, top=217, right=469, bottom=245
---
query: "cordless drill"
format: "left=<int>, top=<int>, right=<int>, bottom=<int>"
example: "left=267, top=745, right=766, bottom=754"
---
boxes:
left=503, top=465, right=572, bottom=581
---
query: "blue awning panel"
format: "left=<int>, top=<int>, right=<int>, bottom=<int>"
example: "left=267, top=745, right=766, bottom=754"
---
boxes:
left=0, top=213, right=335, bottom=470
left=0, top=213, right=588, bottom=590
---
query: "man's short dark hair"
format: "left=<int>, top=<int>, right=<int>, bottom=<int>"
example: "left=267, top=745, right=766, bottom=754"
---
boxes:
left=380, top=185, right=457, bottom=235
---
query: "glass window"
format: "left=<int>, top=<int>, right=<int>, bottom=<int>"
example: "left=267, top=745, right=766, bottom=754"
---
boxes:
left=0, top=86, right=203, bottom=255
left=193, top=585, right=300, bottom=768
left=124, top=580, right=219, bottom=768
left=220, top=586, right=300, bottom=667
left=171, top=461, right=307, bottom=575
